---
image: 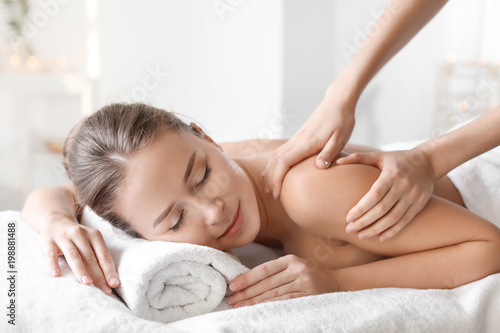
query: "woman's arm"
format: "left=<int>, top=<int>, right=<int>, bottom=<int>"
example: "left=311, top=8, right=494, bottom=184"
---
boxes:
left=263, top=0, right=449, bottom=195
left=227, top=160, right=500, bottom=306
left=282, top=160, right=500, bottom=290
left=21, top=184, right=120, bottom=294
left=22, top=183, right=80, bottom=232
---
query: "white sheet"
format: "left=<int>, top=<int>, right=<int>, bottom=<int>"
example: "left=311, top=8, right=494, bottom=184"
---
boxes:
left=1, top=210, right=499, bottom=333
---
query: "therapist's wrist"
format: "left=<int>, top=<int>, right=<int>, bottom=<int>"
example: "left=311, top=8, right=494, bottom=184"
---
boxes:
left=411, top=143, right=440, bottom=181
left=324, top=77, right=359, bottom=114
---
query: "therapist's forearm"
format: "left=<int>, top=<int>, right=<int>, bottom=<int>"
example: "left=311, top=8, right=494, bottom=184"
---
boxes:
left=337, top=0, right=448, bottom=102
left=418, top=106, right=500, bottom=179
left=21, top=183, right=80, bottom=233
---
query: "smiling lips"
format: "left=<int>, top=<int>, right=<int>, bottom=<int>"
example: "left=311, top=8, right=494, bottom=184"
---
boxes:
left=219, top=202, right=243, bottom=238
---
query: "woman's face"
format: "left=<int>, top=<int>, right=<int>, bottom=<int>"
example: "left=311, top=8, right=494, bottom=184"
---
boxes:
left=115, top=128, right=261, bottom=251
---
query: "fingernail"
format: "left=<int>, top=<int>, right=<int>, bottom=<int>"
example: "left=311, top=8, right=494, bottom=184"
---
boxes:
left=318, top=159, right=329, bottom=168
left=230, top=282, right=240, bottom=291
left=109, top=277, right=120, bottom=287
left=337, top=157, right=345, bottom=163
left=82, top=275, right=92, bottom=285
left=346, top=214, right=356, bottom=223
left=51, top=269, right=60, bottom=277
left=346, top=224, right=356, bottom=233
left=227, top=295, right=235, bottom=305
left=359, top=232, right=368, bottom=240
left=380, top=235, right=388, bottom=242
left=100, top=285, right=111, bottom=295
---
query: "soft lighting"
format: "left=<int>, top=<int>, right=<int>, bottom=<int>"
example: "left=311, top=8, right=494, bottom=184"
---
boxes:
left=446, top=53, right=457, bottom=64
left=56, top=55, right=67, bottom=67
left=477, top=57, right=487, bottom=67
left=27, top=55, right=38, bottom=69
left=10, top=54, right=21, bottom=67
left=465, top=58, right=474, bottom=66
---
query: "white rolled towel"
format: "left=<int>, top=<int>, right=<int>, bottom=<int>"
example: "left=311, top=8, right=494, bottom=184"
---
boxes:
left=80, top=206, right=249, bottom=323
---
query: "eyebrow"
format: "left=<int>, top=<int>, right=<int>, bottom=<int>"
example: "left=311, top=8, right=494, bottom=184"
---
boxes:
left=152, top=150, right=197, bottom=229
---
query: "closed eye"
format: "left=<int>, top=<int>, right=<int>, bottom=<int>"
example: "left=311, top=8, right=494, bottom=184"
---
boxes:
left=197, top=165, right=211, bottom=188
left=171, top=165, right=211, bottom=232
left=170, top=209, right=184, bottom=231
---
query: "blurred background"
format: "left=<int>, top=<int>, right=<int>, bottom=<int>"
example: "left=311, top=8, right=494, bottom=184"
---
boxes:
left=0, top=0, right=499, bottom=210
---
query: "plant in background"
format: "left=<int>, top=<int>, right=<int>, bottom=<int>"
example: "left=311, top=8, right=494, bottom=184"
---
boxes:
left=2, top=0, right=33, bottom=56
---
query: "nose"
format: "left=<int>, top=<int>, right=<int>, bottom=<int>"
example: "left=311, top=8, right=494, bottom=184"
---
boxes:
left=193, top=196, right=225, bottom=226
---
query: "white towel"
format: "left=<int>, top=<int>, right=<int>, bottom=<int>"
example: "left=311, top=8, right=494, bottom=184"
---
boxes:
left=80, top=206, right=248, bottom=323
left=447, top=145, right=500, bottom=225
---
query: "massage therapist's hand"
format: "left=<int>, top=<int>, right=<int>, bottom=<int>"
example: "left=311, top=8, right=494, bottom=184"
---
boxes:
left=39, top=211, right=120, bottom=295
left=337, top=148, right=435, bottom=241
left=227, top=254, right=337, bottom=307
left=262, top=81, right=356, bottom=199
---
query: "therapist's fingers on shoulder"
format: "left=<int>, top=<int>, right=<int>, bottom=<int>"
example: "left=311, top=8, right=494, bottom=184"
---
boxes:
left=356, top=199, right=410, bottom=240
left=337, top=152, right=376, bottom=165
left=316, top=133, right=346, bottom=169
left=378, top=203, right=423, bottom=241
left=346, top=174, right=393, bottom=228
left=87, top=229, right=120, bottom=289
left=267, top=145, right=310, bottom=199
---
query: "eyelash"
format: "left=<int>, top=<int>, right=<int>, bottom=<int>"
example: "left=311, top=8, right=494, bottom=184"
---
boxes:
left=197, top=165, right=212, bottom=188
left=170, top=164, right=212, bottom=231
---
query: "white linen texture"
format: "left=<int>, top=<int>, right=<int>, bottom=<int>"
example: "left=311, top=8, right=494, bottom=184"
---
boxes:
left=80, top=206, right=248, bottom=323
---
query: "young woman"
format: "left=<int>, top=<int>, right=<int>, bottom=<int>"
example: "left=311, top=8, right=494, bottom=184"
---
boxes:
left=22, top=103, right=500, bottom=308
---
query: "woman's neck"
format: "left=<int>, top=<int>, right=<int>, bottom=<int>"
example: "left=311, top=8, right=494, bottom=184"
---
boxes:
left=233, top=155, right=290, bottom=247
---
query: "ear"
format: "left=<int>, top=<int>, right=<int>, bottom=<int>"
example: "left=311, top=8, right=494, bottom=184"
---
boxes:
left=189, top=122, right=223, bottom=151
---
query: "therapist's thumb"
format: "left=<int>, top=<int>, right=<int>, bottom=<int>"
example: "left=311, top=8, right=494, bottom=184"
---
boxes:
left=316, top=138, right=344, bottom=169
left=337, top=152, right=379, bottom=167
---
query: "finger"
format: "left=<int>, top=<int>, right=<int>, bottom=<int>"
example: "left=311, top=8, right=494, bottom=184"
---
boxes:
left=234, top=284, right=307, bottom=308
left=71, top=231, right=113, bottom=295
left=262, top=142, right=294, bottom=193
left=43, top=241, right=62, bottom=278
left=316, top=132, right=347, bottom=169
left=57, top=238, right=93, bottom=286
left=345, top=174, right=393, bottom=224
left=268, top=145, right=316, bottom=199
left=230, top=256, right=289, bottom=292
left=379, top=198, right=428, bottom=241
left=337, top=152, right=379, bottom=166
left=356, top=199, right=411, bottom=240
left=229, top=265, right=295, bottom=305
left=88, top=229, right=120, bottom=288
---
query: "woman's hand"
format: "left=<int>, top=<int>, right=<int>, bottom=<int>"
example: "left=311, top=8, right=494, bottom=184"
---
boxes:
left=337, top=148, right=435, bottom=241
left=39, top=211, right=120, bottom=295
left=227, top=254, right=337, bottom=307
left=262, top=81, right=356, bottom=199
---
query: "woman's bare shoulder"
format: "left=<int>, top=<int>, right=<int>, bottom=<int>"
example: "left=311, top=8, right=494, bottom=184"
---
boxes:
left=220, top=139, right=287, bottom=159
left=279, top=155, right=380, bottom=237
